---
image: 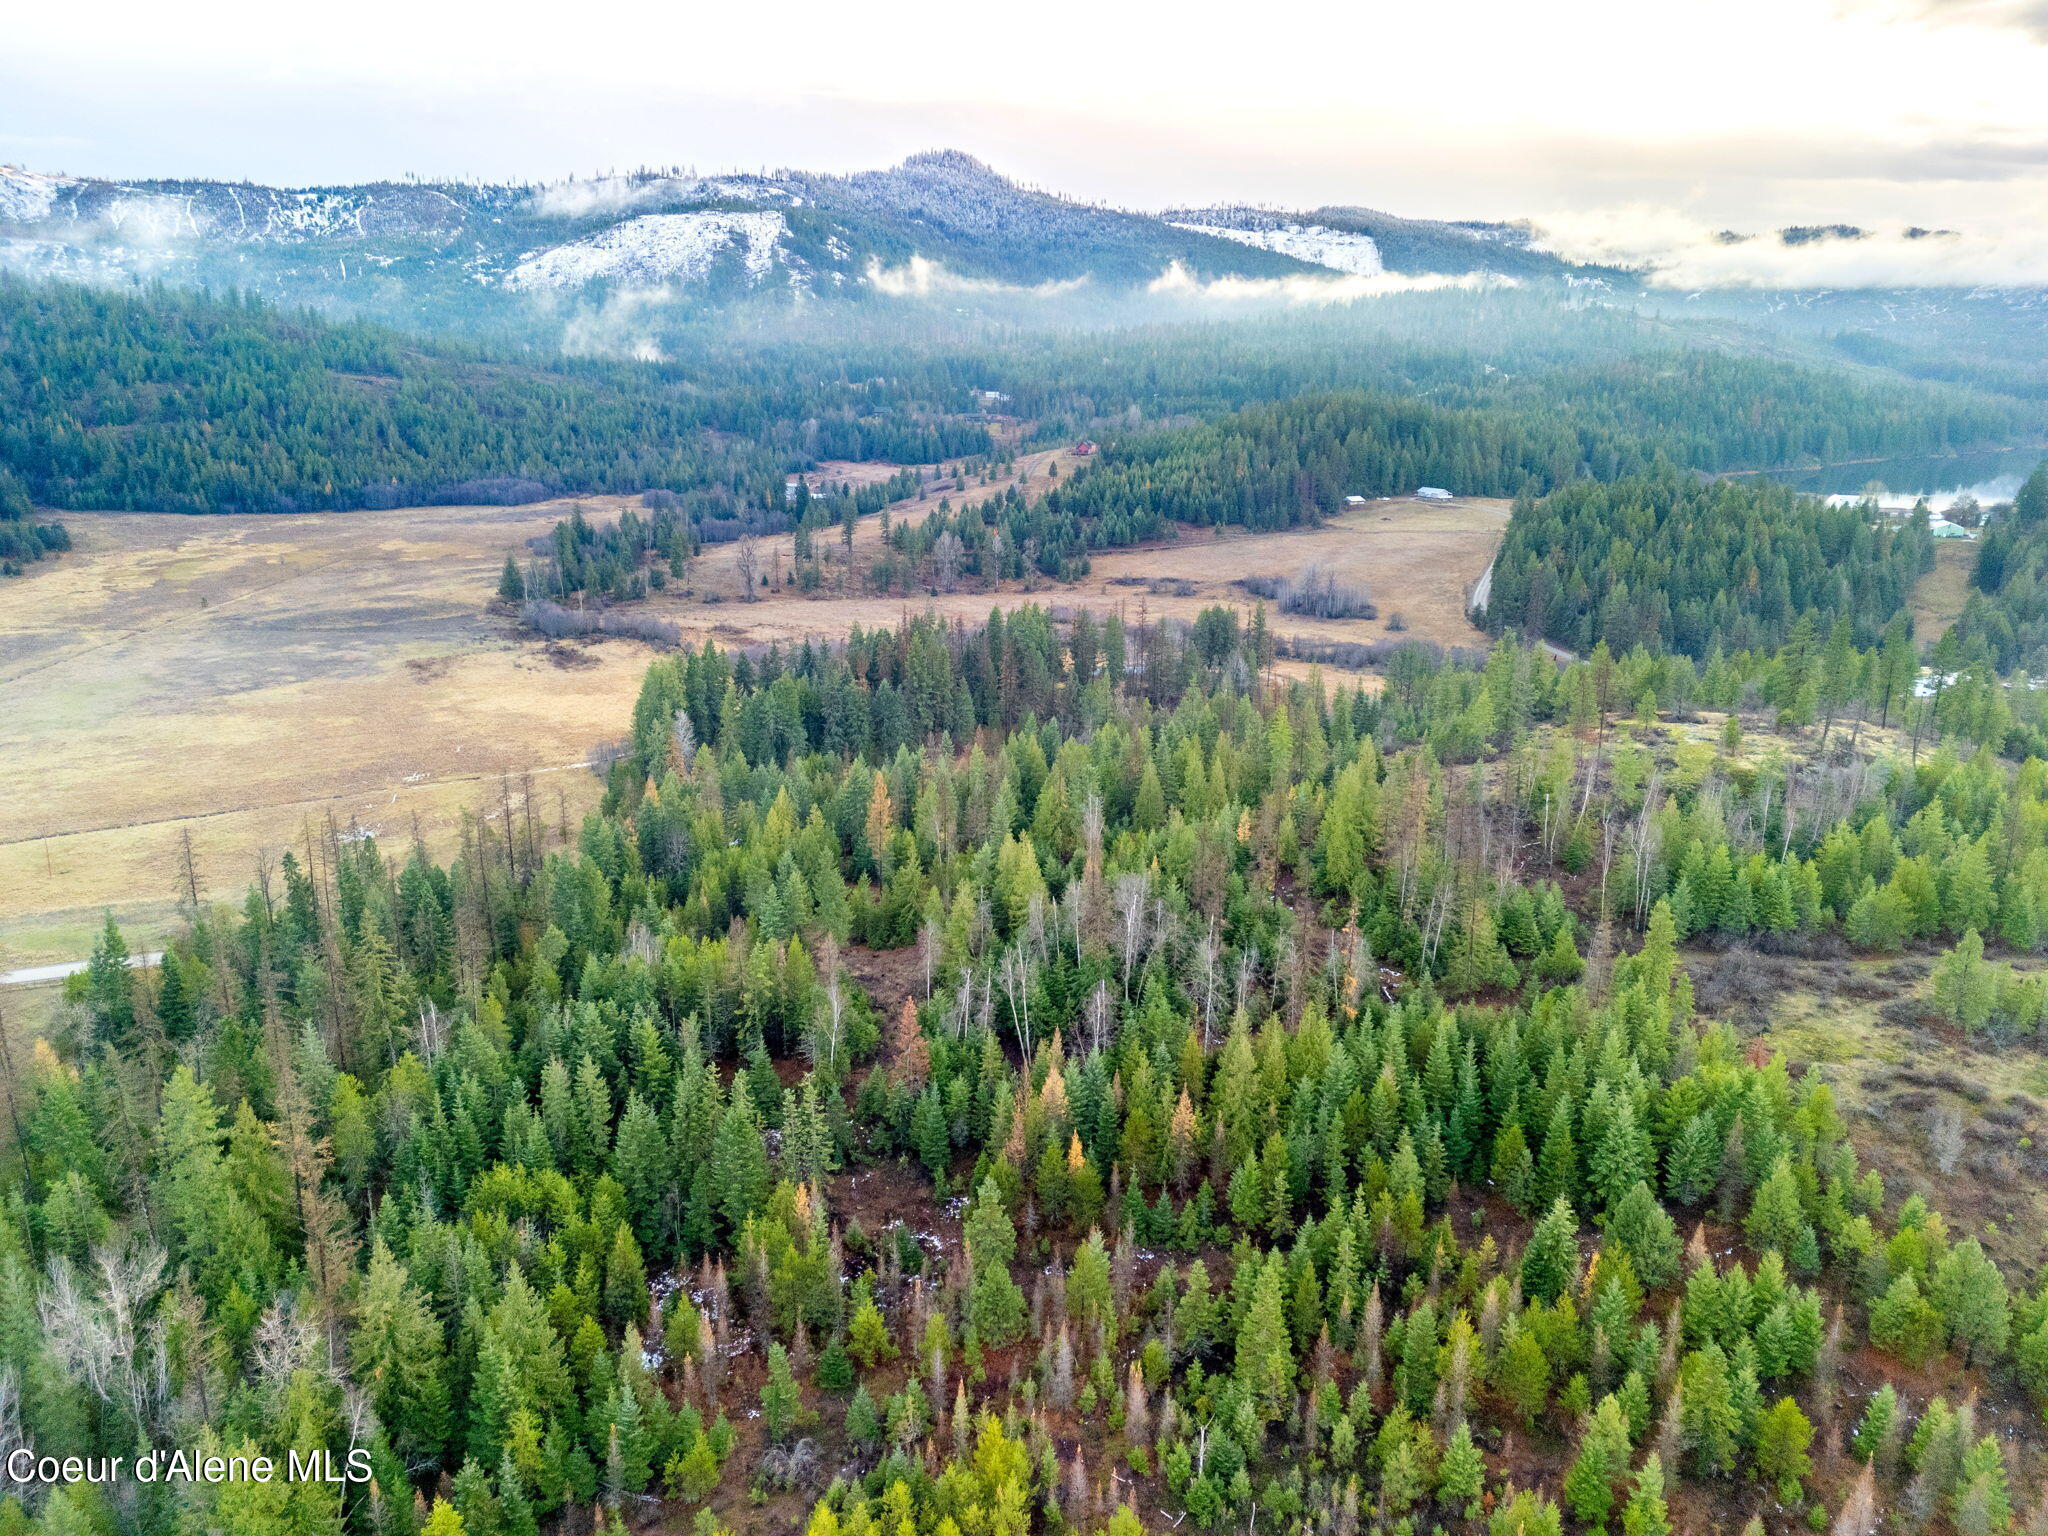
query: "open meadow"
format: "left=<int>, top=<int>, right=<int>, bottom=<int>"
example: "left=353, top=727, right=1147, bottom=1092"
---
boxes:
left=0, top=499, right=652, bottom=972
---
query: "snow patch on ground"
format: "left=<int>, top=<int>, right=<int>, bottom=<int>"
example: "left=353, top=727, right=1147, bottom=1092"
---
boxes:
left=505, top=212, right=788, bottom=291
left=1173, top=221, right=1384, bottom=275
left=0, top=167, right=79, bottom=222
left=255, top=192, right=370, bottom=240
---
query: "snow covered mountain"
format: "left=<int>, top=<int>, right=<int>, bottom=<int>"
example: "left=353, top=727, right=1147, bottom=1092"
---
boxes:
left=1168, top=219, right=1386, bottom=276
left=0, top=153, right=1589, bottom=326
left=1164, top=204, right=1581, bottom=282
left=503, top=211, right=790, bottom=291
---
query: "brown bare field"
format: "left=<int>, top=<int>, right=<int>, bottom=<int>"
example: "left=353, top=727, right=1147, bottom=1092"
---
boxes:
left=655, top=492, right=1507, bottom=662
left=0, top=501, right=652, bottom=969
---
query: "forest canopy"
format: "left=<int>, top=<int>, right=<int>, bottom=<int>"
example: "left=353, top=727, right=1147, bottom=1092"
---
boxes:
left=11, top=603, right=2048, bottom=1536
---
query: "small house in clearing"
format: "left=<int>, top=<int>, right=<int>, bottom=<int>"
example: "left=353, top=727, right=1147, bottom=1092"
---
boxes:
left=1415, top=486, right=1453, bottom=501
left=1072, top=440, right=1098, bottom=456
left=1343, top=495, right=1369, bottom=507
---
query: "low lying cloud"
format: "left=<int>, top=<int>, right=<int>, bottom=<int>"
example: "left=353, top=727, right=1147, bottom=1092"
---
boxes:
left=1146, top=261, right=1512, bottom=303
left=1528, top=205, right=2048, bottom=288
left=863, top=255, right=1088, bottom=298
left=548, top=284, right=674, bottom=360
left=529, top=176, right=680, bottom=220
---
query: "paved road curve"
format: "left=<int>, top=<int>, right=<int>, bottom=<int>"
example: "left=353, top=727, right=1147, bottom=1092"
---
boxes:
left=0, top=953, right=163, bottom=987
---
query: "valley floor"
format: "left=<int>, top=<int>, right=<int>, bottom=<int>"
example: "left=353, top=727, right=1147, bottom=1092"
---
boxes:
left=0, top=479, right=1505, bottom=978
left=0, top=499, right=642, bottom=972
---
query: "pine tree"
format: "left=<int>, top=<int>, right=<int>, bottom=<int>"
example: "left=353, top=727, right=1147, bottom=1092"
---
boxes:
left=83, top=911, right=136, bottom=1051
left=1620, top=1454, right=1672, bottom=1536
left=1753, top=1396, right=1814, bottom=1502
left=1850, top=1383, right=1899, bottom=1469
left=1563, top=1395, right=1632, bottom=1530
left=1607, top=1181, right=1682, bottom=1289
left=1233, top=1259, right=1295, bottom=1428
left=760, top=1342, right=802, bottom=1442
left=1492, top=1325, right=1551, bottom=1426
left=611, top=1093, right=669, bottom=1251
left=964, top=1177, right=1026, bottom=1346
left=1744, top=1156, right=1813, bottom=1270
left=1930, top=1237, right=2010, bottom=1366
left=1933, top=929, right=1997, bottom=1030
left=709, top=1092, right=770, bottom=1242
left=1589, top=1098, right=1649, bottom=1215
left=1521, top=1195, right=1580, bottom=1303
left=844, top=1383, right=881, bottom=1447
left=847, top=1274, right=896, bottom=1367
left=1678, top=1345, right=1739, bottom=1477
left=1869, top=1273, right=1944, bottom=1367
left=1437, top=1421, right=1485, bottom=1516
left=1537, top=1098, right=1579, bottom=1210
left=350, top=1239, right=452, bottom=1469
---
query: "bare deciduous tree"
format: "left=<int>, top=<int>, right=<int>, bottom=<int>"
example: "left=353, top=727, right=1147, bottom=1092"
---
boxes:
left=735, top=534, right=761, bottom=600
left=41, top=1239, right=171, bottom=1440
left=1113, top=872, right=1151, bottom=996
left=932, top=529, right=964, bottom=592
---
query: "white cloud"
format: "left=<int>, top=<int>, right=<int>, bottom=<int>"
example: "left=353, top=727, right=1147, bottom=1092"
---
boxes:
left=1529, top=204, right=2048, bottom=287
left=863, top=256, right=1088, bottom=297
left=1146, top=262, right=1512, bottom=304
left=550, top=285, right=676, bottom=360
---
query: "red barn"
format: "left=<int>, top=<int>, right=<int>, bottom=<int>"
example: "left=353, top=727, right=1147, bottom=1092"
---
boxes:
left=1072, top=439, right=1097, bottom=456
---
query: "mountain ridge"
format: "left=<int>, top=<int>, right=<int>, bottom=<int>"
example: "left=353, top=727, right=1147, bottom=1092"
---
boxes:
left=0, top=151, right=1592, bottom=321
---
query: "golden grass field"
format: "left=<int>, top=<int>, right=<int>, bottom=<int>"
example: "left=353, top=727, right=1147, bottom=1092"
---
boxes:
left=0, top=499, right=648, bottom=971
left=1, top=469, right=1506, bottom=976
left=1909, top=537, right=1977, bottom=640
left=668, top=484, right=1505, bottom=658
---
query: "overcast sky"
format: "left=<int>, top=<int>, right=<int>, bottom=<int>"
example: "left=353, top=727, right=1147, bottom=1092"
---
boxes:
left=9, top=0, right=2048, bottom=236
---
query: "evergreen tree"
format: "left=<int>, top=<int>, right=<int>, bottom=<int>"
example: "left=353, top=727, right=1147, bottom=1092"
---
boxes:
left=1521, top=1195, right=1580, bottom=1304
left=964, top=1178, right=1026, bottom=1346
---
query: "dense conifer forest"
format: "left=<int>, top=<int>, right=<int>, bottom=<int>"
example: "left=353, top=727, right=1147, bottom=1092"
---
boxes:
left=0, top=281, right=987, bottom=516
left=0, top=274, right=2033, bottom=530
left=14, top=600, right=2048, bottom=1536
left=1480, top=473, right=1937, bottom=660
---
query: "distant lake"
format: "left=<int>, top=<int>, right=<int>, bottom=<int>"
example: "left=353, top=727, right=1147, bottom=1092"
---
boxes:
left=1755, top=445, right=2046, bottom=511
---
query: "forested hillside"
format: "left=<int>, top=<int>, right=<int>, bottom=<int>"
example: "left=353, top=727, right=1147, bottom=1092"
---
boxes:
left=14, top=602, right=2048, bottom=1536
left=2, top=266, right=2035, bottom=525
left=846, top=353, right=2013, bottom=584
left=0, top=280, right=988, bottom=515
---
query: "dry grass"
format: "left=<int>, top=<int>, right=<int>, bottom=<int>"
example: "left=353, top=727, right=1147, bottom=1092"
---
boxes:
left=649, top=492, right=1508, bottom=662
left=1909, top=538, right=1976, bottom=640
left=1746, top=960, right=2048, bottom=1276
left=0, top=500, right=642, bottom=968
